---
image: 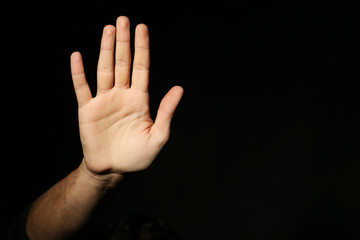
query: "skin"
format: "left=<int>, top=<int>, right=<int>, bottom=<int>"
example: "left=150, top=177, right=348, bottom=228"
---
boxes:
left=26, top=16, right=183, bottom=240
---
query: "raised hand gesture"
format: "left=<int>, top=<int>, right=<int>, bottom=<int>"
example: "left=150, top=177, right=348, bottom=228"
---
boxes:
left=70, top=16, right=183, bottom=176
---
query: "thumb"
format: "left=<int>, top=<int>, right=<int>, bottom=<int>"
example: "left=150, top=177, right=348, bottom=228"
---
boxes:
left=152, top=86, right=184, bottom=145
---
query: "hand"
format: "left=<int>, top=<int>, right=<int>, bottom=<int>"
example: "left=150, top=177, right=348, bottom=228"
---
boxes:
left=70, top=16, right=183, bottom=176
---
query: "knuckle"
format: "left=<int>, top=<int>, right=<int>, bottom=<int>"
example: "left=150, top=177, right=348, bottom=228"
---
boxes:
left=115, top=59, right=130, bottom=69
left=98, top=65, right=113, bottom=73
left=133, top=63, right=149, bottom=71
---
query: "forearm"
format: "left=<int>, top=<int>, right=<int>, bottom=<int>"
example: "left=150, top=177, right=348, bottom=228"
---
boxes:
left=26, top=160, right=123, bottom=240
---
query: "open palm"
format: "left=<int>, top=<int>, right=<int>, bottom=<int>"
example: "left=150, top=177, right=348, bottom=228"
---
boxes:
left=70, top=16, right=183, bottom=175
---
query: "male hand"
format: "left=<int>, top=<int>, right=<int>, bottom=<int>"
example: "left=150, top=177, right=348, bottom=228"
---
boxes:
left=70, top=16, right=183, bottom=176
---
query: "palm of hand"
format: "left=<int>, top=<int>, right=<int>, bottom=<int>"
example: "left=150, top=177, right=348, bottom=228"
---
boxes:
left=79, top=88, right=158, bottom=174
left=71, top=17, right=183, bottom=175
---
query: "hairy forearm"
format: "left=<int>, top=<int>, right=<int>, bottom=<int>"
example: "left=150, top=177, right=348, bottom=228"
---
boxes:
left=26, top=160, right=123, bottom=240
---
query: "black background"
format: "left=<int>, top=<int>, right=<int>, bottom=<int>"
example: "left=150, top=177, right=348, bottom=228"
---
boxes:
left=1, top=1, right=360, bottom=239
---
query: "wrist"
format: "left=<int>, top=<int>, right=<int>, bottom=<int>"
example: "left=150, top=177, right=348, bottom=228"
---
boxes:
left=78, top=159, right=124, bottom=190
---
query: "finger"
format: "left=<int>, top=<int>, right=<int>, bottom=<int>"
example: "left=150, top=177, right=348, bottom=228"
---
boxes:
left=131, top=24, right=150, bottom=92
left=97, top=25, right=116, bottom=94
left=71, top=52, right=92, bottom=108
left=115, top=16, right=131, bottom=88
left=152, top=86, right=184, bottom=145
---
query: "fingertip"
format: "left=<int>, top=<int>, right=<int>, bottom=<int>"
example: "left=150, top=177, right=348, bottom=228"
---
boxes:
left=103, top=25, right=116, bottom=35
left=71, top=51, right=82, bottom=61
left=70, top=52, right=83, bottom=73
left=173, top=85, right=184, bottom=95
left=117, top=16, right=130, bottom=27
left=136, top=23, right=148, bottom=33
left=70, top=51, right=85, bottom=76
left=168, top=86, right=184, bottom=101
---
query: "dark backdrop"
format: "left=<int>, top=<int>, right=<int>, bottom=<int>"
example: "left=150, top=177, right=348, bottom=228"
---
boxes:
left=1, top=1, right=360, bottom=239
